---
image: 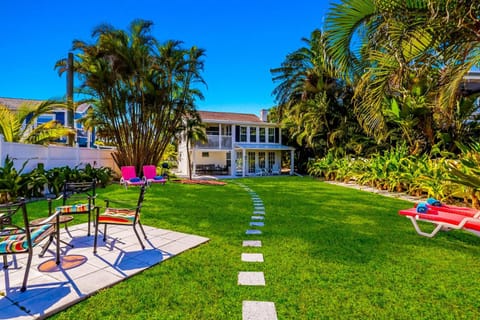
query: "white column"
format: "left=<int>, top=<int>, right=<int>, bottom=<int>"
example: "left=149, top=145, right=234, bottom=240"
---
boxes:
left=290, top=150, right=294, bottom=175
left=242, top=149, right=246, bottom=177
left=231, top=150, right=236, bottom=176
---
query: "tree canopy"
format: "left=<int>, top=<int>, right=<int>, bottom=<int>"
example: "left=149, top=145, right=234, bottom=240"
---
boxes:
left=55, top=19, right=206, bottom=173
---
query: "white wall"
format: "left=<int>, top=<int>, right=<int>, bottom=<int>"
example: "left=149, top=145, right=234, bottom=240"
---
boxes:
left=0, top=136, right=118, bottom=173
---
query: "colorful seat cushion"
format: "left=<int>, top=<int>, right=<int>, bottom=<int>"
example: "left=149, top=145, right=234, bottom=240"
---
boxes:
left=129, top=177, right=141, bottom=183
left=56, top=204, right=90, bottom=213
left=98, top=208, right=137, bottom=225
left=153, top=176, right=166, bottom=181
left=0, top=224, right=53, bottom=253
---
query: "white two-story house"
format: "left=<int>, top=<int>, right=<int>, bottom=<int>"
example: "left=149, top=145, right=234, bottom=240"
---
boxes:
left=177, top=110, right=295, bottom=177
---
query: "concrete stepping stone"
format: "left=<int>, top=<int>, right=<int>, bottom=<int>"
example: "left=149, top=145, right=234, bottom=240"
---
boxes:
left=246, top=229, right=262, bottom=235
left=241, top=253, right=264, bottom=262
left=250, top=221, right=264, bottom=227
left=253, top=211, right=265, bottom=215
left=243, top=240, right=262, bottom=247
left=251, top=216, right=264, bottom=220
left=242, top=301, right=278, bottom=320
left=238, top=271, right=265, bottom=286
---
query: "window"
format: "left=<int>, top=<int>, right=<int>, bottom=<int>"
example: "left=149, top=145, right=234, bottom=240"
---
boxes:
left=36, top=114, right=55, bottom=126
left=268, top=128, right=275, bottom=143
left=202, top=152, right=209, bottom=158
left=240, top=126, right=247, bottom=142
left=259, top=127, right=266, bottom=143
left=250, top=127, right=257, bottom=142
left=221, top=125, right=232, bottom=136
left=206, top=126, right=219, bottom=135
left=268, top=152, right=275, bottom=169
left=259, top=152, right=265, bottom=169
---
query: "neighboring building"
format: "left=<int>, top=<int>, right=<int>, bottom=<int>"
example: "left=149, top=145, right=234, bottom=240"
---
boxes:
left=0, top=97, right=94, bottom=147
left=177, top=110, right=295, bottom=177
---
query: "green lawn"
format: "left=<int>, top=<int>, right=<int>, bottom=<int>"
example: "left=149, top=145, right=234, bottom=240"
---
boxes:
left=24, top=176, right=480, bottom=319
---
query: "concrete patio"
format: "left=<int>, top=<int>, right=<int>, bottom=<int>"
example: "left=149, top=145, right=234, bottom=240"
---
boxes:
left=0, top=223, right=209, bottom=319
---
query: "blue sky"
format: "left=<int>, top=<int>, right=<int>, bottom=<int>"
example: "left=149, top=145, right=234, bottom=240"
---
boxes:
left=0, top=0, right=332, bottom=115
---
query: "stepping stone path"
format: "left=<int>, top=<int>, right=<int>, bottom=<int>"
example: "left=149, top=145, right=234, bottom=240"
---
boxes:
left=236, top=183, right=278, bottom=320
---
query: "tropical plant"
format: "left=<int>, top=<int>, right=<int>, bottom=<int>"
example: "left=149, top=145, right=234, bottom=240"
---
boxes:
left=0, top=100, right=75, bottom=145
left=55, top=19, right=206, bottom=174
left=0, top=156, right=28, bottom=203
left=325, top=0, right=480, bottom=153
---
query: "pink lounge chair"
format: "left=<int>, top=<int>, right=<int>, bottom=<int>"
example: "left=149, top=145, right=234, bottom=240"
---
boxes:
left=142, top=165, right=166, bottom=186
left=120, top=166, right=145, bottom=189
left=399, top=207, right=480, bottom=238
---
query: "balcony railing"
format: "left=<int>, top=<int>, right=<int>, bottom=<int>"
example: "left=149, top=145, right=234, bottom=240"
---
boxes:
left=195, top=135, right=232, bottom=149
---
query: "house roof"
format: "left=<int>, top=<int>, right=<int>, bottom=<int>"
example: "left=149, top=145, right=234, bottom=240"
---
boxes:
left=0, top=97, right=43, bottom=111
left=198, top=111, right=268, bottom=125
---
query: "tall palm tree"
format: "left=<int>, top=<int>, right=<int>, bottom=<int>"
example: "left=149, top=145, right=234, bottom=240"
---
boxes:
left=182, top=112, right=207, bottom=180
left=271, top=29, right=365, bottom=165
left=0, top=100, right=74, bottom=145
left=55, top=19, right=206, bottom=173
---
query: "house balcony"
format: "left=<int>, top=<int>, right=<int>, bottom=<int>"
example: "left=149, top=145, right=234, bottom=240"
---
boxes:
left=195, top=135, right=232, bottom=149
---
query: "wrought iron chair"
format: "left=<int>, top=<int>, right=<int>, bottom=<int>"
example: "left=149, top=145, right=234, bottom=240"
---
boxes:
left=0, top=199, right=60, bottom=292
left=93, top=183, right=148, bottom=253
left=55, top=180, right=97, bottom=236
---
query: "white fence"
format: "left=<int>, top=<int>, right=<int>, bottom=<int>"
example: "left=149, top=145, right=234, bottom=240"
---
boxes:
left=0, top=136, right=118, bottom=173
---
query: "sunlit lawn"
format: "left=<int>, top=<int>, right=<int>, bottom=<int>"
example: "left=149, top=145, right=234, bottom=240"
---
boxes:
left=23, top=176, right=480, bottom=319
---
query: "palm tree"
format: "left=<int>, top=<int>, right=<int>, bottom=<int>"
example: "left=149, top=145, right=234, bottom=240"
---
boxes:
left=271, top=29, right=366, bottom=167
left=0, top=100, right=74, bottom=145
left=55, top=19, right=206, bottom=173
left=182, top=112, right=207, bottom=180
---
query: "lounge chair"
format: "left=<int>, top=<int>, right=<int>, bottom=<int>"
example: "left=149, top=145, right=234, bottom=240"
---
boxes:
left=399, top=205, right=480, bottom=238
left=120, top=166, right=144, bottom=189
left=0, top=199, right=60, bottom=291
left=142, top=165, right=166, bottom=186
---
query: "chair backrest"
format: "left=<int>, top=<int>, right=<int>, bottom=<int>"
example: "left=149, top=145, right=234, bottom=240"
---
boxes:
left=62, top=180, right=96, bottom=204
left=121, top=166, right=138, bottom=180
left=143, top=165, right=157, bottom=179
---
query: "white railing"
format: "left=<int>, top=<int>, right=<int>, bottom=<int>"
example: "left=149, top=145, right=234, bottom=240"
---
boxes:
left=0, top=135, right=118, bottom=173
left=195, top=135, right=232, bottom=149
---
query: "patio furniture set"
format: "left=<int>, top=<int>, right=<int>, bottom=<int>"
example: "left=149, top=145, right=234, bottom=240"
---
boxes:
left=0, top=178, right=148, bottom=292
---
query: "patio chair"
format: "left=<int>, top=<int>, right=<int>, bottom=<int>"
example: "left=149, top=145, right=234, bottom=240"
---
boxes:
left=142, top=165, right=166, bottom=186
left=0, top=199, right=60, bottom=292
left=120, top=166, right=145, bottom=189
left=55, top=180, right=97, bottom=236
left=271, top=164, right=280, bottom=175
left=398, top=205, right=480, bottom=238
left=93, top=183, right=148, bottom=253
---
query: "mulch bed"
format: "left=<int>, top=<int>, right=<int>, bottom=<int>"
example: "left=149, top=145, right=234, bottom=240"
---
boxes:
left=172, top=179, right=226, bottom=186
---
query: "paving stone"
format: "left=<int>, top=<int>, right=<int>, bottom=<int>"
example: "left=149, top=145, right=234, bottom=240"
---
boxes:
left=250, top=221, right=264, bottom=227
left=251, top=216, right=264, bottom=220
left=238, top=272, right=265, bottom=286
left=246, top=229, right=262, bottom=235
left=241, top=253, right=264, bottom=262
left=243, top=301, right=278, bottom=320
left=242, top=240, right=262, bottom=247
left=253, top=211, right=265, bottom=215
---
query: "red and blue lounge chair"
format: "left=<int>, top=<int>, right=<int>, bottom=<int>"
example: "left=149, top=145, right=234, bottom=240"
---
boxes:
left=120, top=166, right=145, bottom=189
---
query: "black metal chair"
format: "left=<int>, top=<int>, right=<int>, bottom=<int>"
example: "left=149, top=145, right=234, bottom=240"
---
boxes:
left=0, top=199, right=60, bottom=292
left=55, top=180, right=97, bottom=236
left=93, top=183, right=147, bottom=253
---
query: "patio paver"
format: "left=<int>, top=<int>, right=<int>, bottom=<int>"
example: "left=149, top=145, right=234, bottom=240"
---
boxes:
left=241, top=253, right=264, bottom=262
left=0, top=223, right=209, bottom=320
left=242, top=240, right=262, bottom=247
left=238, top=272, right=265, bottom=286
left=246, top=229, right=262, bottom=235
left=242, top=301, right=278, bottom=320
